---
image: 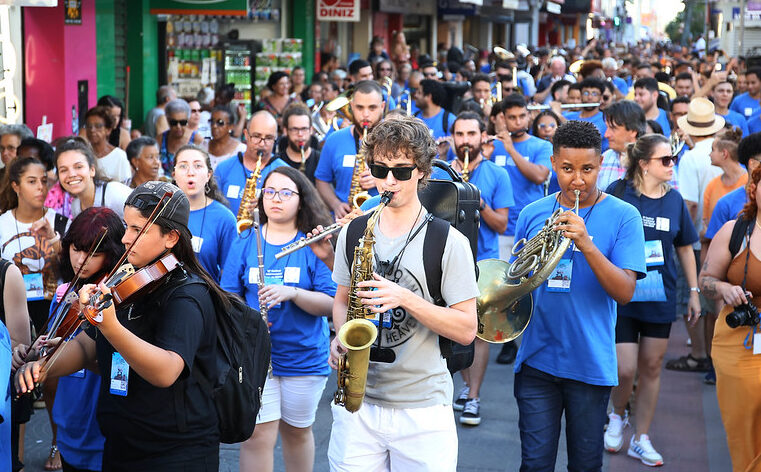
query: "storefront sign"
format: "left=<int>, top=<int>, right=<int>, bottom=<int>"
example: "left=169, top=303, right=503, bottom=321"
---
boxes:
left=437, top=0, right=477, bottom=16
left=546, top=1, right=562, bottom=14
left=64, top=0, right=81, bottom=25
left=379, top=0, right=435, bottom=15
left=503, top=0, right=519, bottom=9
left=149, top=0, right=247, bottom=16
left=317, top=0, right=360, bottom=22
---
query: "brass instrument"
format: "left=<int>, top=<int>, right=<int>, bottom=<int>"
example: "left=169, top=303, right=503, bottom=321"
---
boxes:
left=347, top=124, right=371, bottom=209
left=569, top=59, right=584, bottom=75
left=382, top=77, right=393, bottom=115
left=527, top=102, right=601, bottom=111
left=326, top=87, right=355, bottom=125
left=334, top=191, right=393, bottom=412
left=236, top=150, right=264, bottom=233
left=299, top=142, right=307, bottom=172
left=252, top=207, right=273, bottom=377
left=399, top=90, right=412, bottom=115
left=462, top=147, right=470, bottom=182
left=476, top=190, right=580, bottom=343
left=670, top=131, right=685, bottom=156
left=493, top=46, right=515, bottom=61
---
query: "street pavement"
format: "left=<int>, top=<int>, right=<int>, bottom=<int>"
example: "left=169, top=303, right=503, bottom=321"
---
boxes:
left=21, top=321, right=731, bottom=471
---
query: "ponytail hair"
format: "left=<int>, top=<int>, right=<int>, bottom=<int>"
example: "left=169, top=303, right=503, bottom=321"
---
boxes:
left=714, top=126, right=743, bottom=162
left=624, top=133, right=670, bottom=195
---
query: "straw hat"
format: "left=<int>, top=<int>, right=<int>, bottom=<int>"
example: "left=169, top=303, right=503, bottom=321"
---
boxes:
left=677, top=97, right=726, bottom=136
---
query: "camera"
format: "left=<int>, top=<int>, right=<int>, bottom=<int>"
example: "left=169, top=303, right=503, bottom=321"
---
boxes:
left=726, top=301, right=760, bottom=329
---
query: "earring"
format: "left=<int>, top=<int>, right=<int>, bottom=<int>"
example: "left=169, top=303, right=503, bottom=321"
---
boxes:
left=204, top=182, right=211, bottom=193
left=644, top=169, right=648, bottom=176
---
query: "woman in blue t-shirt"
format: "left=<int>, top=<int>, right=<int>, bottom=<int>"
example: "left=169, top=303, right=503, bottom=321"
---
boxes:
left=172, top=145, right=236, bottom=283
left=603, top=134, right=700, bottom=467
left=221, top=166, right=336, bottom=472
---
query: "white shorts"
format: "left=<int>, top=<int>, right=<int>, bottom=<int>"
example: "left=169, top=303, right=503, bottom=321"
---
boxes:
left=499, top=235, right=516, bottom=261
left=256, top=375, right=328, bottom=428
left=328, top=402, right=458, bottom=472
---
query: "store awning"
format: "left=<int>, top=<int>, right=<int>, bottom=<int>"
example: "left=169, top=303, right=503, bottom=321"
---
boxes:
left=150, top=0, right=247, bottom=16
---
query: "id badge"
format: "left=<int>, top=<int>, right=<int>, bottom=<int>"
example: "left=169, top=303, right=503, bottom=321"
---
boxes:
left=644, top=240, right=665, bottom=267
left=264, top=275, right=283, bottom=309
left=226, top=184, right=241, bottom=199
left=369, top=311, right=393, bottom=328
left=22, top=273, right=44, bottom=301
left=631, top=270, right=667, bottom=302
left=342, top=154, right=356, bottom=167
left=754, top=333, right=761, bottom=355
left=283, top=267, right=300, bottom=284
left=494, top=155, right=507, bottom=167
left=546, top=259, right=572, bottom=292
left=70, top=369, right=86, bottom=378
left=109, top=352, right=129, bottom=396
left=191, top=235, right=204, bottom=253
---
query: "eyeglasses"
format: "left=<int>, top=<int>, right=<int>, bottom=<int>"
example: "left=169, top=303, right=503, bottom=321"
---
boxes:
left=369, top=163, right=417, bottom=181
left=190, top=109, right=202, bottom=114
left=211, top=119, right=229, bottom=127
left=650, top=155, right=678, bottom=166
left=249, top=133, right=276, bottom=143
left=379, top=67, right=392, bottom=72
left=503, top=87, right=518, bottom=93
left=175, top=162, right=208, bottom=173
left=262, top=187, right=299, bottom=200
left=423, top=71, right=438, bottom=78
left=288, top=127, right=310, bottom=134
left=582, top=91, right=601, bottom=97
left=169, top=119, right=188, bottom=127
left=538, top=123, right=557, bottom=129
left=85, top=123, right=106, bottom=130
left=0, top=144, right=17, bottom=153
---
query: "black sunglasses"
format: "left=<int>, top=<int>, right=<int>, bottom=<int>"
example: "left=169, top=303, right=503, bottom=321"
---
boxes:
left=211, top=119, right=229, bottom=127
left=169, top=119, right=188, bottom=127
left=650, top=155, right=678, bottom=166
left=369, top=163, right=417, bottom=181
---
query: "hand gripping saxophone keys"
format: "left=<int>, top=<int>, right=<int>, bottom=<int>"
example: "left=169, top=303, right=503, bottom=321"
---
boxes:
left=252, top=208, right=272, bottom=378
left=348, top=124, right=371, bottom=209
left=334, top=191, right=393, bottom=412
left=475, top=190, right=580, bottom=343
left=236, top=150, right=264, bottom=233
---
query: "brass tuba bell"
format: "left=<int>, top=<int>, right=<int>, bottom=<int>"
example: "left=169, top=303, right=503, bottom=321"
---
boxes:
left=326, top=86, right=355, bottom=125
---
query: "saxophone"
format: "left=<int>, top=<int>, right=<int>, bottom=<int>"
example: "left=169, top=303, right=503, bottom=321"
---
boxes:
left=462, top=147, right=471, bottom=182
left=347, top=124, right=371, bottom=209
left=252, top=207, right=272, bottom=378
left=334, top=190, right=393, bottom=413
left=298, top=142, right=307, bottom=172
left=236, top=150, right=264, bottom=233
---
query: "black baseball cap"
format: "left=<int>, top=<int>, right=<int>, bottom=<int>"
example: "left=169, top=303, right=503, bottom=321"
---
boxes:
left=125, top=181, right=190, bottom=230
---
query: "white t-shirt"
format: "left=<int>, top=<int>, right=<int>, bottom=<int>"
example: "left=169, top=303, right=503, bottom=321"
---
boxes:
left=71, top=181, right=133, bottom=219
left=677, top=138, right=722, bottom=248
left=97, top=147, right=133, bottom=183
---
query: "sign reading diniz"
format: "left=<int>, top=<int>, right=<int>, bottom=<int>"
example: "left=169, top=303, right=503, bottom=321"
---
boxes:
left=317, top=0, right=360, bottom=22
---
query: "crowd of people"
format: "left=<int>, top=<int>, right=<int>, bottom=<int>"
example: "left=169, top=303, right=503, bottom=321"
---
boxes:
left=1, top=34, right=761, bottom=472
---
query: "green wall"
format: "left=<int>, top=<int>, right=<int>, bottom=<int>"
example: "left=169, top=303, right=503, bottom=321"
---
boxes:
left=126, top=0, right=158, bottom=130
left=95, top=0, right=116, bottom=97
left=290, top=0, right=315, bottom=76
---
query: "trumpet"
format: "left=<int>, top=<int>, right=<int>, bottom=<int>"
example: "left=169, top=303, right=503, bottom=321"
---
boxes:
left=527, top=102, right=600, bottom=110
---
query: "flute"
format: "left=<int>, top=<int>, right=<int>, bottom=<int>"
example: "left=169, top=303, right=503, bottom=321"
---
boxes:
left=527, top=102, right=600, bottom=111
left=275, top=205, right=379, bottom=259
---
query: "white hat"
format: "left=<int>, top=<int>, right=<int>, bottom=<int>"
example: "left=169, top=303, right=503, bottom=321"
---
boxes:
left=677, top=97, right=726, bottom=137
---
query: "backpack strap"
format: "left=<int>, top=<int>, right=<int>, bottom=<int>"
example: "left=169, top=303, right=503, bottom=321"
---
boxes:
left=442, top=110, right=451, bottom=136
left=423, top=217, right=451, bottom=307
left=54, top=213, right=69, bottom=237
left=730, top=216, right=753, bottom=259
left=344, top=213, right=372, bottom=270
left=612, top=178, right=627, bottom=199
left=0, top=259, right=11, bottom=324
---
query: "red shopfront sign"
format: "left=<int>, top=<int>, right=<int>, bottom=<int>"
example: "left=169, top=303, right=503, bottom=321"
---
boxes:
left=317, top=0, right=360, bottom=22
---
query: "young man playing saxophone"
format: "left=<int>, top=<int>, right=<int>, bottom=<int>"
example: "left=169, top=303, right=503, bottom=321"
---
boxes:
left=328, top=115, right=479, bottom=471
left=511, top=120, right=646, bottom=471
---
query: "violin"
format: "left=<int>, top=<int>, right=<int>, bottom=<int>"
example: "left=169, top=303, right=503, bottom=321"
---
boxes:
left=78, top=191, right=180, bottom=326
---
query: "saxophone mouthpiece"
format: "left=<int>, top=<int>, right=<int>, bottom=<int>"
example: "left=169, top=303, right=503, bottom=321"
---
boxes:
left=257, top=150, right=264, bottom=157
left=298, top=141, right=305, bottom=149
left=362, top=121, right=369, bottom=129
left=380, top=191, right=393, bottom=204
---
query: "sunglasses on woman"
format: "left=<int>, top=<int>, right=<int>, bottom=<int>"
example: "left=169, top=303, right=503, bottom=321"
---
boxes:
left=650, top=155, right=678, bottom=166
left=369, top=163, right=417, bottom=181
left=169, top=119, right=188, bottom=127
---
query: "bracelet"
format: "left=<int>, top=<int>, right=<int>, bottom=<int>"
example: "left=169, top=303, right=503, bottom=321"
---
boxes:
left=690, top=287, right=701, bottom=293
left=48, top=232, right=61, bottom=244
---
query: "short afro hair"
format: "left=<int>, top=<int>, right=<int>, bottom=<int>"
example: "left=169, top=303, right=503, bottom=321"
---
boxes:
left=552, top=120, right=602, bottom=155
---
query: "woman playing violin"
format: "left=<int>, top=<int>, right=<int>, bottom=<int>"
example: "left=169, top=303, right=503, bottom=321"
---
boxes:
left=16, top=182, right=229, bottom=472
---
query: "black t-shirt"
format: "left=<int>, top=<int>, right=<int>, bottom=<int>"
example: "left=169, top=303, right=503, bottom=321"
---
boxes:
left=276, top=139, right=321, bottom=184
left=91, top=270, right=218, bottom=467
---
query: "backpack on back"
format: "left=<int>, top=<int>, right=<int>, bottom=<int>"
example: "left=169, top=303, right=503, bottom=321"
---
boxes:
left=167, top=276, right=271, bottom=444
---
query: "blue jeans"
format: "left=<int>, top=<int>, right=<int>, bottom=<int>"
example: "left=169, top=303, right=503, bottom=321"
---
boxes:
left=514, top=364, right=611, bottom=472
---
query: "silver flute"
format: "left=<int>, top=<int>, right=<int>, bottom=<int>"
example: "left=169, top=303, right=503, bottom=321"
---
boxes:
left=527, top=102, right=600, bottom=111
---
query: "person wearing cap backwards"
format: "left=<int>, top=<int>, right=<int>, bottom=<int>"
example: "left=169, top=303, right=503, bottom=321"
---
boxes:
left=15, top=181, right=236, bottom=471
left=664, top=97, right=725, bottom=374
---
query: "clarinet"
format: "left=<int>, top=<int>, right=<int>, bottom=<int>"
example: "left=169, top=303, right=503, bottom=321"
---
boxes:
left=252, top=208, right=272, bottom=378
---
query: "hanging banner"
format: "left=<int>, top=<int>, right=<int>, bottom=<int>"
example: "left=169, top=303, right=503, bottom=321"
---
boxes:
left=149, top=0, right=247, bottom=16
left=317, top=0, right=360, bottom=22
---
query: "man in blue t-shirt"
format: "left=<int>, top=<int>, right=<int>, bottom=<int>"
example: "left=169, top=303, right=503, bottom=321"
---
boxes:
left=512, top=120, right=646, bottom=471
left=730, top=68, right=761, bottom=121
left=710, top=78, right=750, bottom=136
left=315, top=80, right=384, bottom=219
left=448, top=111, right=514, bottom=427
left=214, top=111, right=288, bottom=216
left=490, top=94, right=551, bottom=250
left=634, top=78, right=672, bottom=136
left=562, top=78, right=610, bottom=151
left=413, top=79, right=455, bottom=140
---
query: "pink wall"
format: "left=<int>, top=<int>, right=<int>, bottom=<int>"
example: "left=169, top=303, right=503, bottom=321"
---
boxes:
left=24, top=1, right=97, bottom=140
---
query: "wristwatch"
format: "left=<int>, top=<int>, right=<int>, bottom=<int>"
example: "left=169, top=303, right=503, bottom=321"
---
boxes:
left=690, top=287, right=701, bottom=293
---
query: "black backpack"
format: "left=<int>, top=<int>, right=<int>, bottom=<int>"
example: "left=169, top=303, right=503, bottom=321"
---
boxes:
left=729, top=214, right=754, bottom=259
left=166, top=277, right=271, bottom=444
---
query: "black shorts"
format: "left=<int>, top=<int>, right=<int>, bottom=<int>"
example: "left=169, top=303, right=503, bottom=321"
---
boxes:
left=615, top=315, right=672, bottom=343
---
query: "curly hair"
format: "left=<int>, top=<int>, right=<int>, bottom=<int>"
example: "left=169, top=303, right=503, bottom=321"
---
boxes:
left=552, top=120, right=602, bottom=155
left=258, top=166, right=332, bottom=234
left=742, top=165, right=761, bottom=221
left=363, top=115, right=436, bottom=189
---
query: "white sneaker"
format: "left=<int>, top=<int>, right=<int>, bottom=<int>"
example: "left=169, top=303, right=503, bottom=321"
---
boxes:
left=628, top=434, right=664, bottom=467
left=604, top=412, right=627, bottom=452
left=453, top=386, right=469, bottom=411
